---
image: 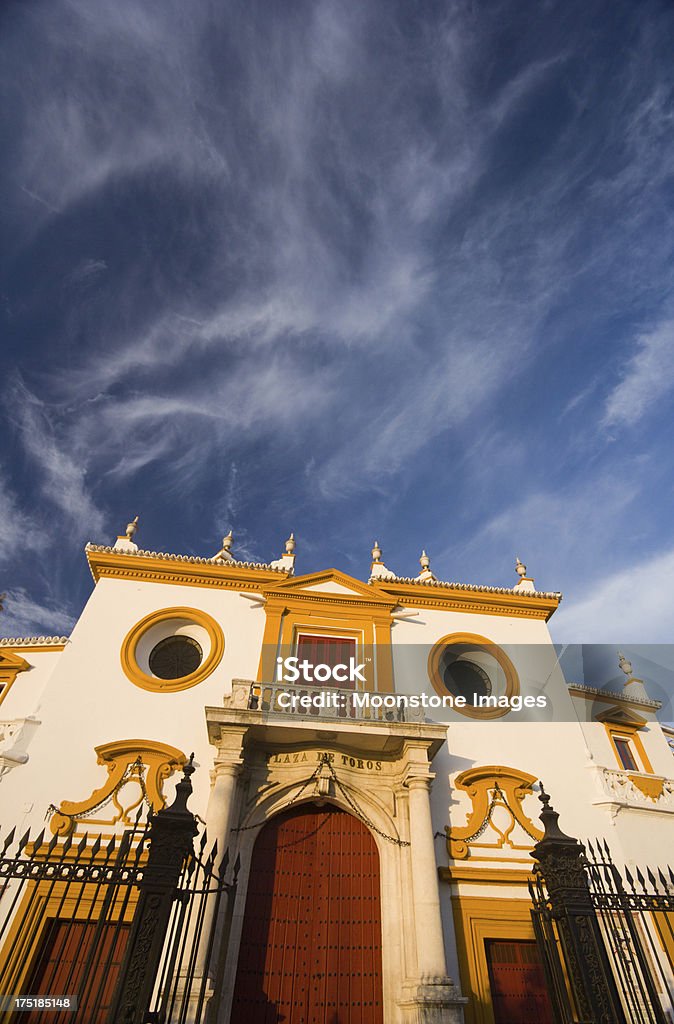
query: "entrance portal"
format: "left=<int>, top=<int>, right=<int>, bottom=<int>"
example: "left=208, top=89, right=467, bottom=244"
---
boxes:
left=231, top=803, right=384, bottom=1023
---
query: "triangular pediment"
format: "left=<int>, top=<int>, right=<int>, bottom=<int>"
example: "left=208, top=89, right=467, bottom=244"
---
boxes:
left=595, top=706, right=647, bottom=728
left=263, top=569, right=393, bottom=604
left=0, top=650, right=30, bottom=673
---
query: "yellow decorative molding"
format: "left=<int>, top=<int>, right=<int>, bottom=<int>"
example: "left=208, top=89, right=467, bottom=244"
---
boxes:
left=450, top=894, right=540, bottom=1024
left=628, top=774, right=664, bottom=800
left=440, top=865, right=535, bottom=885
left=0, top=651, right=31, bottom=707
left=256, top=570, right=396, bottom=693
left=49, top=739, right=186, bottom=836
left=120, top=606, right=224, bottom=692
left=604, top=721, right=654, bottom=775
left=370, top=579, right=560, bottom=620
left=86, top=547, right=288, bottom=590
left=447, top=765, right=543, bottom=860
left=428, top=633, right=519, bottom=720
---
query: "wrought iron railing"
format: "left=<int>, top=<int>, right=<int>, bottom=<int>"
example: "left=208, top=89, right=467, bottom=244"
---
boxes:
left=0, top=758, right=237, bottom=1024
left=530, top=785, right=674, bottom=1024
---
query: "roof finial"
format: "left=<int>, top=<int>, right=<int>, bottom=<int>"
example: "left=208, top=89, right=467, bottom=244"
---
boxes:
left=269, top=532, right=296, bottom=574
left=371, top=540, right=382, bottom=563
left=369, top=540, right=397, bottom=582
left=125, top=516, right=139, bottom=542
left=420, top=550, right=430, bottom=571
left=212, top=530, right=235, bottom=562
left=618, top=651, right=632, bottom=678
left=515, top=556, right=527, bottom=578
left=513, top=556, right=536, bottom=591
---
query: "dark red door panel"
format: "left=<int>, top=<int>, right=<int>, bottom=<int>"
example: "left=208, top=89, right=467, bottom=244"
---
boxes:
left=486, top=940, right=554, bottom=1024
left=232, top=803, right=383, bottom=1024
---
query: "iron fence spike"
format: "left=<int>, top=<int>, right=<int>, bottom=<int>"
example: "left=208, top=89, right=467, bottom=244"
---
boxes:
left=77, top=832, right=88, bottom=856
left=647, top=866, right=657, bottom=889
left=47, top=831, right=59, bottom=856
left=587, top=838, right=596, bottom=858
left=658, top=867, right=668, bottom=890
left=636, top=865, right=646, bottom=888
left=625, top=865, right=635, bottom=890
left=668, top=865, right=674, bottom=887
left=62, top=832, right=73, bottom=855
left=1, top=826, right=16, bottom=855
left=90, top=834, right=102, bottom=859
left=17, top=828, right=31, bottom=854
left=33, top=828, right=46, bottom=853
left=106, top=835, right=116, bottom=857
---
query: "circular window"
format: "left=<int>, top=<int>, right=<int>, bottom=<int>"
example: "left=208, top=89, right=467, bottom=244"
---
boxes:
left=121, top=607, right=224, bottom=693
left=149, top=635, right=203, bottom=680
left=440, top=655, right=492, bottom=704
left=428, top=632, right=519, bottom=719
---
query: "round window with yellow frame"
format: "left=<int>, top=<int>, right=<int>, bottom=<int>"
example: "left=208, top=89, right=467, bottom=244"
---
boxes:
left=121, top=606, right=224, bottom=693
left=427, top=632, right=519, bottom=719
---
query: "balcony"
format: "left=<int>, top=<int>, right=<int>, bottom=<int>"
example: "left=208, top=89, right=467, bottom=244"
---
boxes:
left=223, top=679, right=425, bottom=725
left=593, top=766, right=674, bottom=813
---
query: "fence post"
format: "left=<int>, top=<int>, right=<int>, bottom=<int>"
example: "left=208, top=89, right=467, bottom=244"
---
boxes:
left=107, top=756, right=198, bottom=1024
left=531, top=785, right=627, bottom=1024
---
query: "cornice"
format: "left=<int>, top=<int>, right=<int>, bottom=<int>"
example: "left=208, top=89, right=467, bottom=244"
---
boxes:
left=370, top=578, right=560, bottom=620
left=85, top=544, right=291, bottom=590
left=0, top=637, right=68, bottom=651
left=568, top=683, right=661, bottom=710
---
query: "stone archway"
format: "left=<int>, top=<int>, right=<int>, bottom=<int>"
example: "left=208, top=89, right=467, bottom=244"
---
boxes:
left=231, top=802, right=384, bottom=1024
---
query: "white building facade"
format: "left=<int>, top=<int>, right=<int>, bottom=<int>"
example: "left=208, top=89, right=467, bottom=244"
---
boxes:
left=1, top=527, right=673, bottom=1024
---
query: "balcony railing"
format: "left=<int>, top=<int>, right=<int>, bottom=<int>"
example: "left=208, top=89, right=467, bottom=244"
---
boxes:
left=594, top=766, right=674, bottom=812
left=229, top=680, right=423, bottom=724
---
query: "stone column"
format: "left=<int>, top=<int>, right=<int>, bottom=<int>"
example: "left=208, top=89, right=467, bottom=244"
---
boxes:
left=399, top=752, right=466, bottom=1024
left=407, top=775, right=449, bottom=977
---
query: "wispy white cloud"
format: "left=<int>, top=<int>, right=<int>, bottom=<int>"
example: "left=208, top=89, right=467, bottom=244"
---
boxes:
left=551, top=546, right=674, bottom=643
left=0, top=588, right=75, bottom=638
left=602, top=318, right=674, bottom=429
left=0, top=470, right=44, bottom=565
left=8, top=379, right=106, bottom=537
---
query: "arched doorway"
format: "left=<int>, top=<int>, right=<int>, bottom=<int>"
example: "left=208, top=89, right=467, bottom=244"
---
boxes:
left=231, top=802, right=384, bottom=1024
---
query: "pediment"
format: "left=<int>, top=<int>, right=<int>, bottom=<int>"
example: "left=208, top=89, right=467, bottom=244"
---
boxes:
left=0, top=650, right=30, bottom=673
left=263, top=569, right=393, bottom=604
left=594, top=706, right=647, bottom=728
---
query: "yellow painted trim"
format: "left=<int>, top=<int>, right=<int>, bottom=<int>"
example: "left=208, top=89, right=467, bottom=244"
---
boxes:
left=628, top=775, right=665, bottom=800
left=440, top=866, right=535, bottom=885
left=120, top=606, right=224, bottom=692
left=50, top=738, right=186, bottom=836
left=447, top=765, right=543, bottom=859
left=87, top=548, right=287, bottom=589
left=0, top=651, right=31, bottom=707
left=370, top=579, right=560, bottom=620
left=450, top=894, right=543, bottom=1024
left=428, top=633, right=519, bottom=720
left=604, top=722, right=654, bottom=774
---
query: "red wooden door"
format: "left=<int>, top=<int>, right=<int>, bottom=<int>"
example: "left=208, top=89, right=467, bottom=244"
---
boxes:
left=485, top=940, right=554, bottom=1024
left=232, top=803, right=383, bottom=1024
left=25, top=919, right=130, bottom=1023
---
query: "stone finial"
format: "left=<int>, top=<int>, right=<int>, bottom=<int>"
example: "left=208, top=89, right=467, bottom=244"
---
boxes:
left=113, top=515, right=140, bottom=552
left=618, top=651, right=633, bottom=678
left=371, top=540, right=382, bottom=563
left=515, top=556, right=527, bottom=578
left=617, top=650, right=650, bottom=702
left=514, top=556, right=535, bottom=591
left=369, top=541, right=397, bottom=581
left=212, top=530, right=235, bottom=562
left=270, top=533, right=296, bottom=573
left=416, top=549, right=436, bottom=582
left=125, top=516, right=139, bottom=542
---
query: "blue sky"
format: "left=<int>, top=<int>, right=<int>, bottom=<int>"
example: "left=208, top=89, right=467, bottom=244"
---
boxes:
left=2, top=0, right=674, bottom=643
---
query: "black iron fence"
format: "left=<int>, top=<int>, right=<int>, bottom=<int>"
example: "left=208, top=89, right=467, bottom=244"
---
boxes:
left=0, top=758, right=237, bottom=1024
left=530, top=786, right=674, bottom=1024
